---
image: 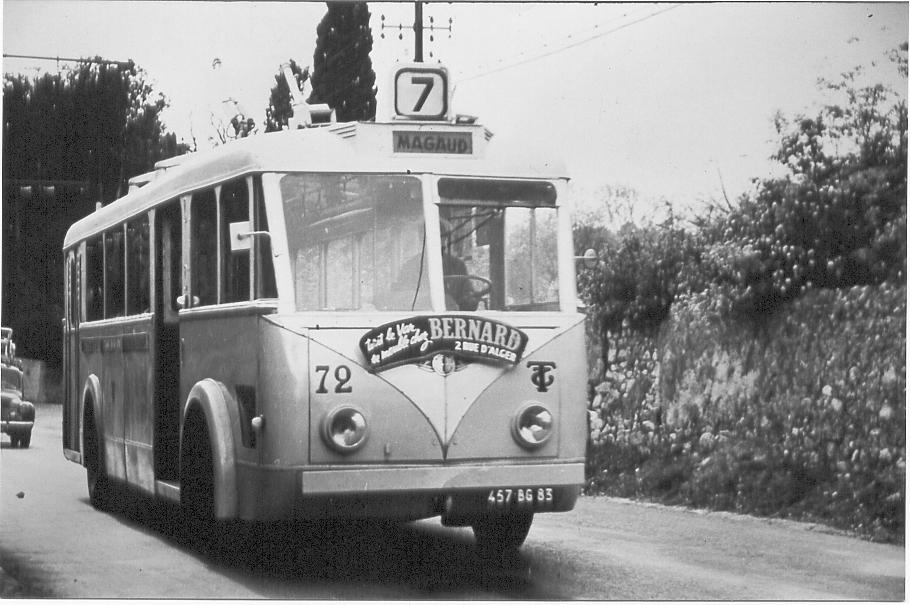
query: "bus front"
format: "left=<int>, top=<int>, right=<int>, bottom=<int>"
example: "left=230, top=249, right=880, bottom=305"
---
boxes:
left=244, top=64, right=586, bottom=556
left=252, top=171, right=585, bottom=552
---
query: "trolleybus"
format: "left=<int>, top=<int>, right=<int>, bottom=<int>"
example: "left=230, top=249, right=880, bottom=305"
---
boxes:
left=62, top=63, right=587, bottom=556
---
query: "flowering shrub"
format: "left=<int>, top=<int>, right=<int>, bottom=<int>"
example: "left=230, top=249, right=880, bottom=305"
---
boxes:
left=586, top=284, right=906, bottom=543
left=685, top=49, right=907, bottom=319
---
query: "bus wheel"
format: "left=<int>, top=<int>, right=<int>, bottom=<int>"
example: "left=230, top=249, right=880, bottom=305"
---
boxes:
left=84, top=411, right=112, bottom=510
left=180, top=418, right=216, bottom=542
left=472, top=512, right=534, bottom=560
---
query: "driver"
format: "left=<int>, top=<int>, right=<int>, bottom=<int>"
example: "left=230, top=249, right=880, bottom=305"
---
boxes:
left=442, top=244, right=473, bottom=310
left=394, top=220, right=480, bottom=311
left=439, top=219, right=477, bottom=310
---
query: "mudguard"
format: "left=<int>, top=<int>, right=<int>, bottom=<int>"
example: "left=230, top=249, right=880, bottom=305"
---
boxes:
left=182, top=379, right=239, bottom=519
left=80, top=374, right=103, bottom=461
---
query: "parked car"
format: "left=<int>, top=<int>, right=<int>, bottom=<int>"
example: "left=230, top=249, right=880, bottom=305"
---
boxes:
left=1, top=328, right=34, bottom=448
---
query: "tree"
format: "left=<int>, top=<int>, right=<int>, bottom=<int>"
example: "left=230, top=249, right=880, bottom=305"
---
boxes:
left=574, top=186, right=701, bottom=381
left=2, top=59, right=186, bottom=363
left=578, top=215, right=699, bottom=376
left=265, top=59, right=309, bottom=133
left=308, top=2, right=377, bottom=122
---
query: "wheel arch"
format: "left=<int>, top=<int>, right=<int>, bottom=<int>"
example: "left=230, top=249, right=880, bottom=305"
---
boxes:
left=80, top=374, right=103, bottom=464
left=180, top=378, right=239, bottom=519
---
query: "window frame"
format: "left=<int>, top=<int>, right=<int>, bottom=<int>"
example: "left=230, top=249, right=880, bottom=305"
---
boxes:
left=185, top=174, right=276, bottom=309
left=84, top=235, right=105, bottom=322
left=218, top=177, right=252, bottom=304
left=125, top=214, right=151, bottom=316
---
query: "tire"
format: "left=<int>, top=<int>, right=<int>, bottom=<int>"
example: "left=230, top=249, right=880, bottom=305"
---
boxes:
left=84, top=411, right=112, bottom=510
left=9, top=434, right=18, bottom=448
left=19, top=431, right=30, bottom=449
left=180, top=418, right=218, bottom=544
left=472, top=512, right=534, bottom=560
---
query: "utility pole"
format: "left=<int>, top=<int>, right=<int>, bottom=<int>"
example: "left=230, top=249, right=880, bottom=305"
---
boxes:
left=380, top=2, right=452, bottom=63
left=414, top=1, right=424, bottom=62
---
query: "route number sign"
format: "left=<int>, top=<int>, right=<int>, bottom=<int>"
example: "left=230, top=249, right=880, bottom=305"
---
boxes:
left=394, top=65, right=448, bottom=120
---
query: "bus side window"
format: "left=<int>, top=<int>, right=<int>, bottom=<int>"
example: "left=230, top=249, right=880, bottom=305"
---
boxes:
left=254, top=176, right=277, bottom=299
left=220, top=178, right=250, bottom=303
left=126, top=215, right=150, bottom=314
left=191, top=190, right=218, bottom=306
left=85, top=236, right=104, bottom=321
left=105, top=227, right=125, bottom=318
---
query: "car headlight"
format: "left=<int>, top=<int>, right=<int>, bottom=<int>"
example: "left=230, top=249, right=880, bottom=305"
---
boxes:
left=321, top=406, right=369, bottom=453
left=512, top=402, right=554, bottom=449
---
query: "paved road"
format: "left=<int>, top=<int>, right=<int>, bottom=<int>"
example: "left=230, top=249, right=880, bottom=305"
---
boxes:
left=1, top=404, right=904, bottom=599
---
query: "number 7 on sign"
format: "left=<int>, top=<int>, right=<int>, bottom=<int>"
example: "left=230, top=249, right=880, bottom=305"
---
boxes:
left=410, top=76, right=434, bottom=112
left=393, top=65, right=448, bottom=119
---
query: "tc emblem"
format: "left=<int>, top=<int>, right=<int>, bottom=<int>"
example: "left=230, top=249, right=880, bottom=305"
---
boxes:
left=527, top=361, right=556, bottom=392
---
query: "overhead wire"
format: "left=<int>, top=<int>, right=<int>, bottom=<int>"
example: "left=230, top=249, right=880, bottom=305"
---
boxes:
left=458, top=4, right=682, bottom=84
left=459, top=4, right=655, bottom=71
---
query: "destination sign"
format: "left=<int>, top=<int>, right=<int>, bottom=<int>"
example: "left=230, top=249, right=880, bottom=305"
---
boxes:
left=394, top=65, right=448, bottom=119
left=359, top=315, right=528, bottom=372
left=393, top=131, right=472, bottom=155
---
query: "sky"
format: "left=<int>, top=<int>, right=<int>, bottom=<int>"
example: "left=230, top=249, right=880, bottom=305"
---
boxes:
left=2, top=1, right=908, bottom=222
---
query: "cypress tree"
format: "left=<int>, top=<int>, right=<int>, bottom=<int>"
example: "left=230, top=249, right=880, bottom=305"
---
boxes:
left=309, top=2, right=377, bottom=122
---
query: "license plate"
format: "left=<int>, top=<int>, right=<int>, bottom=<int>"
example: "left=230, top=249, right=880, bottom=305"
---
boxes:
left=487, top=487, right=554, bottom=509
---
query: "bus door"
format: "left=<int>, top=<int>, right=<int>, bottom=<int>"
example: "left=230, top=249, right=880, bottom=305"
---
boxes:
left=152, top=200, right=182, bottom=480
left=63, top=249, right=81, bottom=453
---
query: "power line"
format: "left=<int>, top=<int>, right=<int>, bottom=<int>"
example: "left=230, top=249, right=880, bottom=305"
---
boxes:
left=459, top=4, right=681, bottom=84
left=461, top=3, right=659, bottom=73
left=3, top=53, right=132, bottom=69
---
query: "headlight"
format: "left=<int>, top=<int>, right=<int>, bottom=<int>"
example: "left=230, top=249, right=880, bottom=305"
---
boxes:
left=512, top=402, right=554, bottom=449
left=321, top=406, right=369, bottom=453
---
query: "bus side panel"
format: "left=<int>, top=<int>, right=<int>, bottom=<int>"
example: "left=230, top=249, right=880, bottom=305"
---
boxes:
left=63, top=250, right=81, bottom=457
left=556, top=320, right=589, bottom=460
left=179, top=311, right=259, bottom=462
left=229, top=317, right=309, bottom=520
left=256, top=319, right=309, bottom=469
left=104, top=327, right=127, bottom=483
left=80, top=324, right=126, bottom=483
left=123, top=318, right=155, bottom=495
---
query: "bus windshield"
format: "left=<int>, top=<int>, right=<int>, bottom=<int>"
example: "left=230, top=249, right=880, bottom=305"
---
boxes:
left=437, top=178, right=560, bottom=312
left=280, top=173, right=429, bottom=311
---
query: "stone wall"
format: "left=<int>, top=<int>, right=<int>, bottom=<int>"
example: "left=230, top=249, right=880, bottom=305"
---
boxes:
left=587, top=284, right=906, bottom=542
left=658, top=285, right=905, bottom=434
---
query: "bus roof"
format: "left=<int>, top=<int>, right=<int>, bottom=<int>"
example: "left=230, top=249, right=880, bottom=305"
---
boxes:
left=63, top=121, right=569, bottom=249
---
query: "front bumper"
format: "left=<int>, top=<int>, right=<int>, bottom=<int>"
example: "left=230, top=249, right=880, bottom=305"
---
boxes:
left=1, top=420, right=34, bottom=434
left=236, top=460, right=584, bottom=522
left=300, top=461, right=584, bottom=494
